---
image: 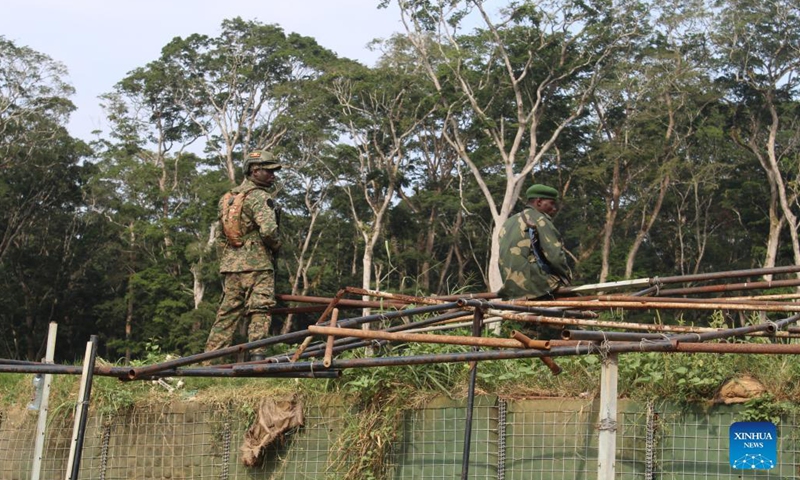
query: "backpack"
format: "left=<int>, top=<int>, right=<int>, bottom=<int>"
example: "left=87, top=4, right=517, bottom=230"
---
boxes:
left=220, top=187, right=260, bottom=247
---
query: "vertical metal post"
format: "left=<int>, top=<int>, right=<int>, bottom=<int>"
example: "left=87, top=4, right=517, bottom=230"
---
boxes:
left=597, top=353, right=618, bottom=480
left=461, top=307, right=484, bottom=479
left=644, top=401, right=656, bottom=480
left=31, top=322, right=58, bottom=480
left=65, top=335, right=99, bottom=480
left=497, top=399, right=507, bottom=480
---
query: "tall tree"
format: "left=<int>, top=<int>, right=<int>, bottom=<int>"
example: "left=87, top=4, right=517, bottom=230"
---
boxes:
left=581, top=0, right=715, bottom=281
left=712, top=0, right=800, bottom=276
left=0, top=37, right=93, bottom=360
left=154, top=17, right=338, bottom=183
left=385, top=0, right=648, bottom=290
left=0, top=37, right=77, bottom=262
left=327, top=63, right=436, bottom=303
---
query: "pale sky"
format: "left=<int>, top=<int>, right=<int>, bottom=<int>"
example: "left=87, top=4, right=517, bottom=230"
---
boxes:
left=1, top=0, right=403, bottom=142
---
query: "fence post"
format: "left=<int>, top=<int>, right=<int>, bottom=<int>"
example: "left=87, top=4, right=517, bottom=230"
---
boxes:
left=31, top=322, right=58, bottom=480
left=597, top=353, right=618, bottom=480
left=64, top=336, right=99, bottom=480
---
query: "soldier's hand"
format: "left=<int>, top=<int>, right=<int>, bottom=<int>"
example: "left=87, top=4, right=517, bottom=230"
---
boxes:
left=265, top=239, right=282, bottom=254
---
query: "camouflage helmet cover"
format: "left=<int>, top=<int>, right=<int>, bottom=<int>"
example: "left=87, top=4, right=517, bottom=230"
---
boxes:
left=243, top=149, right=282, bottom=174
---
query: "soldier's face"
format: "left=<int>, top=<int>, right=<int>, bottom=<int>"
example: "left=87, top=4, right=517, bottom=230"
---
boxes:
left=251, top=168, right=277, bottom=187
left=534, top=198, right=558, bottom=216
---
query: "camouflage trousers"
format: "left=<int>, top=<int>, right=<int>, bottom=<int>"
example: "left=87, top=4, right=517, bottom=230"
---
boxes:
left=205, top=270, right=275, bottom=356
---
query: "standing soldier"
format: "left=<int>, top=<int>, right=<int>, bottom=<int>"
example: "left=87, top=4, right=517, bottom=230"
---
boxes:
left=498, top=183, right=572, bottom=300
left=205, top=149, right=282, bottom=362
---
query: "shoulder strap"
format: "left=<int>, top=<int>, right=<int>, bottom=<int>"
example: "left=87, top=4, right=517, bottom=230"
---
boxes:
left=523, top=214, right=553, bottom=275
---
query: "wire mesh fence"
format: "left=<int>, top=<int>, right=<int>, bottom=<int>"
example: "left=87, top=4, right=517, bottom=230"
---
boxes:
left=2, top=396, right=799, bottom=479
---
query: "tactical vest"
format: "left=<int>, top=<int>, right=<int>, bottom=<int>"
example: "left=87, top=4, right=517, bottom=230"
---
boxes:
left=220, top=187, right=261, bottom=247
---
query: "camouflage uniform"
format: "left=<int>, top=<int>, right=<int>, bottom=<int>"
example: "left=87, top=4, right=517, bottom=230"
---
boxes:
left=498, top=205, right=571, bottom=340
left=205, top=174, right=280, bottom=356
left=498, top=207, right=571, bottom=299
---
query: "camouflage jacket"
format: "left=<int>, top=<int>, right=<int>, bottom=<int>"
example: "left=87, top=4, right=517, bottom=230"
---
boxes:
left=217, top=178, right=279, bottom=273
left=498, top=207, right=571, bottom=299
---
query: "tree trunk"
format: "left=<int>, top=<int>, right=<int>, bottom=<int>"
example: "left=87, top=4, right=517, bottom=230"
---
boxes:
left=624, top=175, right=670, bottom=279
left=599, top=160, right=622, bottom=283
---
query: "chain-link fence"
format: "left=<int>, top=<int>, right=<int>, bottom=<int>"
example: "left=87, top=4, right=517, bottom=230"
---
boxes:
left=2, top=397, right=798, bottom=479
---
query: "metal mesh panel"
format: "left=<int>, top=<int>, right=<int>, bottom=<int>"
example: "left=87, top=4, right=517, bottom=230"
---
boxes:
left=615, top=403, right=659, bottom=479
left=392, top=400, right=498, bottom=479
left=237, top=404, right=343, bottom=479
left=503, top=399, right=597, bottom=480
left=654, top=406, right=800, bottom=479
left=4, top=397, right=800, bottom=479
left=0, top=409, right=36, bottom=479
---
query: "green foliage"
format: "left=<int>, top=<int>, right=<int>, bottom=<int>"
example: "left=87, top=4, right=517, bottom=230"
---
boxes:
left=335, top=339, right=469, bottom=403
left=740, top=393, right=793, bottom=425
left=619, top=352, right=666, bottom=390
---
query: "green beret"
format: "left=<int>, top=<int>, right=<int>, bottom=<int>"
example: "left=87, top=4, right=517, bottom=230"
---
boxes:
left=526, top=184, right=559, bottom=200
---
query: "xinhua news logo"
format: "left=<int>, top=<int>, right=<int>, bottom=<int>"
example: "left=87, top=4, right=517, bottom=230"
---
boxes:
left=729, top=421, right=777, bottom=470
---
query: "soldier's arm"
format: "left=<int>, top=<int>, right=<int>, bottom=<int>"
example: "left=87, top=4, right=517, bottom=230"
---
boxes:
left=215, top=198, right=227, bottom=251
left=247, top=191, right=280, bottom=251
left=537, top=219, right=572, bottom=282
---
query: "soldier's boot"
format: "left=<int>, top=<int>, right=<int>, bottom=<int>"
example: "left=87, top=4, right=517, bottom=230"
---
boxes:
left=247, top=313, right=272, bottom=362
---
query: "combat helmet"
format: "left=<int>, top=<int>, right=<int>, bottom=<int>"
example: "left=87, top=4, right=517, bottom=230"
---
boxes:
left=242, top=149, right=282, bottom=175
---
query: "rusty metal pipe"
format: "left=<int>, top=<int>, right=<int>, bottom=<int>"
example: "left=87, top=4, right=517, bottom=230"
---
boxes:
left=510, top=331, right=551, bottom=350
left=654, top=278, right=800, bottom=297
left=489, top=309, right=722, bottom=334
left=561, top=314, right=800, bottom=343
left=323, top=309, right=339, bottom=368
left=675, top=343, right=800, bottom=354
left=539, top=356, right=562, bottom=375
left=562, top=330, right=672, bottom=341
left=229, top=341, right=673, bottom=375
left=289, top=310, right=472, bottom=360
left=459, top=298, right=598, bottom=319
left=432, top=292, right=499, bottom=301
left=0, top=358, right=43, bottom=365
left=461, top=307, right=484, bottom=479
left=0, top=363, right=127, bottom=376
left=291, top=288, right=348, bottom=362
left=670, top=314, right=800, bottom=344
left=591, top=295, right=795, bottom=307
left=308, top=325, right=529, bottom=349
left=277, top=294, right=406, bottom=309
left=512, top=330, right=560, bottom=375
left=149, top=368, right=341, bottom=379
left=128, top=301, right=461, bottom=379
left=517, top=299, right=800, bottom=313
left=560, top=265, right=800, bottom=294
left=346, top=286, right=453, bottom=306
